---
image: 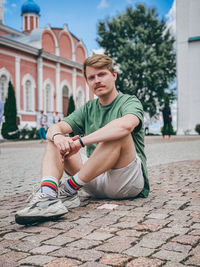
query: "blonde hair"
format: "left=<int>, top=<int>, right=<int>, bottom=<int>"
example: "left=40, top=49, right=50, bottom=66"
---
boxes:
left=83, top=54, right=115, bottom=79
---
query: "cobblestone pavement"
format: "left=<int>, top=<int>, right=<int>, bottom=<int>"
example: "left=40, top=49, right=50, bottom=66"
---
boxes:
left=0, top=136, right=200, bottom=266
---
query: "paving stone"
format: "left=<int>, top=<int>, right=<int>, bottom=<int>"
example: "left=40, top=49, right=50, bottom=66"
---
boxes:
left=99, top=253, right=131, bottom=266
left=161, top=242, right=192, bottom=254
left=50, top=247, right=103, bottom=262
left=137, top=238, right=165, bottom=249
left=85, top=231, right=113, bottom=241
left=22, top=234, right=53, bottom=245
left=126, top=257, right=164, bottom=267
left=171, top=234, right=200, bottom=246
left=124, top=244, right=154, bottom=257
left=79, top=263, right=109, bottom=267
left=19, top=255, right=56, bottom=266
left=43, top=234, right=75, bottom=245
left=0, top=251, right=29, bottom=266
left=30, top=245, right=60, bottom=254
left=146, top=213, right=169, bottom=220
left=3, top=232, right=30, bottom=240
left=116, top=229, right=145, bottom=237
left=163, top=262, right=186, bottom=267
left=44, top=257, right=82, bottom=267
left=96, top=236, right=135, bottom=253
left=185, top=255, right=200, bottom=266
left=152, top=250, right=187, bottom=262
left=70, top=239, right=102, bottom=249
left=189, top=229, right=200, bottom=236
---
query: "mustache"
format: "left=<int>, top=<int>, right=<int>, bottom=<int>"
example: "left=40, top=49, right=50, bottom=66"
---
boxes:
left=94, top=84, right=104, bottom=90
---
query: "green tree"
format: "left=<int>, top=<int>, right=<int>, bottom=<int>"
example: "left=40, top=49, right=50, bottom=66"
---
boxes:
left=1, top=81, right=19, bottom=139
left=67, top=95, right=75, bottom=116
left=97, top=4, right=176, bottom=117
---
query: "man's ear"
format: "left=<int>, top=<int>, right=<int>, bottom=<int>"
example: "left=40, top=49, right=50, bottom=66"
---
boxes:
left=113, top=71, right=117, bottom=81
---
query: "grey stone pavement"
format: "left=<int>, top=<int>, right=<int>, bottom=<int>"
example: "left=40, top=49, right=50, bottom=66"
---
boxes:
left=0, top=136, right=200, bottom=267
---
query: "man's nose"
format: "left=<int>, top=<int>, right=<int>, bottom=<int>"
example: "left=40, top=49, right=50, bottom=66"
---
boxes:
left=94, top=75, right=101, bottom=83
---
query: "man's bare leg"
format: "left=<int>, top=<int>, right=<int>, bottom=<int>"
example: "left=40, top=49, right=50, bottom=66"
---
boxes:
left=42, top=140, right=83, bottom=180
left=73, top=134, right=136, bottom=183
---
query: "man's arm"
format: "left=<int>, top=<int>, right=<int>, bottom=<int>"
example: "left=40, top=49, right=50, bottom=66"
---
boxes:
left=46, top=121, right=73, bottom=141
left=46, top=121, right=79, bottom=161
left=80, top=114, right=139, bottom=147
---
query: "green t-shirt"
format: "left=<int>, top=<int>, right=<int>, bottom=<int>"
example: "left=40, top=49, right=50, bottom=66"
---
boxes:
left=64, top=92, right=149, bottom=198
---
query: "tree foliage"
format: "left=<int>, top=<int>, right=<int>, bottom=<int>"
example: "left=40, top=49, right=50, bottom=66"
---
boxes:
left=67, top=95, right=75, bottom=116
left=1, top=81, right=19, bottom=139
left=96, top=4, right=176, bottom=117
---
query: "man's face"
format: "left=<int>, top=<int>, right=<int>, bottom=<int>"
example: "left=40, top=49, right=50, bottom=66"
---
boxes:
left=85, top=66, right=117, bottom=97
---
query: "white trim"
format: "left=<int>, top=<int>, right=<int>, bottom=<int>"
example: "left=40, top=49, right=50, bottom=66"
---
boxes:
left=72, top=68, right=76, bottom=101
left=0, top=67, right=11, bottom=102
left=56, top=63, right=60, bottom=113
left=76, top=86, right=85, bottom=108
left=37, top=57, right=43, bottom=111
left=15, top=56, right=20, bottom=111
left=60, top=67, right=73, bottom=74
left=22, top=74, right=36, bottom=112
left=43, top=79, right=54, bottom=113
left=43, top=62, right=56, bottom=69
left=0, top=49, right=37, bottom=63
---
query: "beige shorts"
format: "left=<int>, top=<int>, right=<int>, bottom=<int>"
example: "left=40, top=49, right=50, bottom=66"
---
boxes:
left=82, top=154, right=144, bottom=199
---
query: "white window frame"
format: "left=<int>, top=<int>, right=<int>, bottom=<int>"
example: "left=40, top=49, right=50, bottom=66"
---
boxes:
left=43, top=79, right=54, bottom=113
left=22, top=74, right=35, bottom=113
left=0, top=68, right=10, bottom=103
left=76, top=87, right=85, bottom=108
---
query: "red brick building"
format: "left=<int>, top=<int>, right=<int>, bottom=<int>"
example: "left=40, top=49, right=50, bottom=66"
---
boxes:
left=0, top=0, right=91, bottom=128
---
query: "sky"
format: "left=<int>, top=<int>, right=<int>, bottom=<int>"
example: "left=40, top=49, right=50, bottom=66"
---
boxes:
left=2, top=0, right=175, bottom=55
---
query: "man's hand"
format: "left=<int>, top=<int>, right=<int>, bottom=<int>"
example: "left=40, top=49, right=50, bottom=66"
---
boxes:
left=53, top=135, right=81, bottom=162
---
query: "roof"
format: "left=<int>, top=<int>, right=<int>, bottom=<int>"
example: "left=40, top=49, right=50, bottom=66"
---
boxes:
left=21, top=0, right=40, bottom=15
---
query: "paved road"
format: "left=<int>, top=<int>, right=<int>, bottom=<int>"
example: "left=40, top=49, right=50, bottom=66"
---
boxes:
left=0, top=136, right=200, bottom=266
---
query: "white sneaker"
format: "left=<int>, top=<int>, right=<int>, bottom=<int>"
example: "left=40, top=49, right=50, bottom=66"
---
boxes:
left=15, top=188, right=68, bottom=225
left=58, top=183, right=80, bottom=209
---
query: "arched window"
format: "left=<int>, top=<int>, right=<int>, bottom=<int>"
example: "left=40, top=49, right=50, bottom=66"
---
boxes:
left=76, top=88, right=84, bottom=108
left=45, top=83, right=53, bottom=113
left=0, top=74, right=8, bottom=102
left=22, top=74, right=35, bottom=112
left=25, top=80, right=32, bottom=111
left=62, top=85, right=69, bottom=116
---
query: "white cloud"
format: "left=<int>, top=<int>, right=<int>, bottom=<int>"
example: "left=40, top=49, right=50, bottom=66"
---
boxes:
left=98, top=0, right=109, bottom=9
left=90, top=48, right=105, bottom=56
left=166, top=0, right=176, bottom=36
left=125, top=0, right=132, bottom=4
left=11, top=3, right=17, bottom=8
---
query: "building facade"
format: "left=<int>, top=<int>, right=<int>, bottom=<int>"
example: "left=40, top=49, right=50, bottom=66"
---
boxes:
left=176, top=0, right=200, bottom=134
left=0, top=0, right=92, bottom=128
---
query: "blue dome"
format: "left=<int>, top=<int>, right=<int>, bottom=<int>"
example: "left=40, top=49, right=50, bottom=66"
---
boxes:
left=21, top=0, right=40, bottom=15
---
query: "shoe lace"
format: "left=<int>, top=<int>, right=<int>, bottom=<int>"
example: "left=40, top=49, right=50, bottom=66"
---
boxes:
left=58, top=184, right=74, bottom=197
left=26, top=184, right=47, bottom=204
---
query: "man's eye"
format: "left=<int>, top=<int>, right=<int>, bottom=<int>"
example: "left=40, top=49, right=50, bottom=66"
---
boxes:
left=98, top=73, right=105, bottom=77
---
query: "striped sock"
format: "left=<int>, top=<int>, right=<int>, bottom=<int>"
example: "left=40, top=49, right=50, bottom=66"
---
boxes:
left=40, top=176, right=58, bottom=198
left=64, top=174, right=85, bottom=195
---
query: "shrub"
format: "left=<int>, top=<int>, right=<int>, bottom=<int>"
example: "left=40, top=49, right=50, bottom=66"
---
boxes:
left=19, top=127, right=39, bottom=140
left=1, top=81, right=19, bottom=139
left=195, top=124, right=200, bottom=135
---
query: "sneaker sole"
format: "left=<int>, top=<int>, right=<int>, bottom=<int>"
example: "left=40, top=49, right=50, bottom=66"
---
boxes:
left=15, top=213, right=65, bottom=225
